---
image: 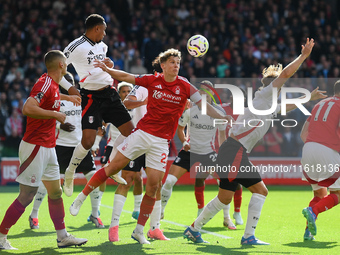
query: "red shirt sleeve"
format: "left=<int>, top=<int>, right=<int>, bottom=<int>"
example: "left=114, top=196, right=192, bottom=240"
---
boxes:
left=135, top=74, right=155, bottom=88
left=30, top=81, right=49, bottom=106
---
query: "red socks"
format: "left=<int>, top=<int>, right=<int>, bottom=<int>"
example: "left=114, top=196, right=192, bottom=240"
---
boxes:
left=312, top=194, right=338, bottom=217
left=48, top=197, right=65, bottom=230
left=234, top=188, right=242, bottom=212
left=0, top=199, right=25, bottom=235
left=83, top=168, right=108, bottom=196
left=309, top=196, right=321, bottom=207
left=137, top=194, right=156, bottom=226
left=195, top=186, right=205, bottom=209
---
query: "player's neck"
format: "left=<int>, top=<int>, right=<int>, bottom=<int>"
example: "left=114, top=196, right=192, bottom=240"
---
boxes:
left=163, top=73, right=177, bottom=83
left=47, top=71, right=63, bottom=84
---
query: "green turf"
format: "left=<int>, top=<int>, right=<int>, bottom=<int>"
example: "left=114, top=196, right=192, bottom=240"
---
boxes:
left=0, top=185, right=339, bottom=254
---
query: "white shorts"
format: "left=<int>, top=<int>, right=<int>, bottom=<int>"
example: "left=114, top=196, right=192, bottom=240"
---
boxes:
left=16, top=140, right=60, bottom=187
left=301, top=142, right=340, bottom=191
left=117, top=129, right=169, bottom=172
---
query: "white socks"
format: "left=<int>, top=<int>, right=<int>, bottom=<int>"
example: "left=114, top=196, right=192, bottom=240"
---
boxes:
left=161, top=174, right=178, bottom=214
left=30, top=182, right=47, bottom=218
left=85, top=171, right=102, bottom=218
left=56, top=229, right=68, bottom=241
left=191, top=196, right=225, bottom=232
left=134, top=194, right=143, bottom=212
left=223, top=203, right=231, bottom=220
left=149, top=200, right=161, bottom=230
left=243, top=193, right=266, bottom=239
left=110, top=194, right=126, bottom=228
left=66, top=143, right=88, bottom=174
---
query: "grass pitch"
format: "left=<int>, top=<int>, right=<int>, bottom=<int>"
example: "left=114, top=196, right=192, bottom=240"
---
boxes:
left=0, top=184, right=339, bottom=254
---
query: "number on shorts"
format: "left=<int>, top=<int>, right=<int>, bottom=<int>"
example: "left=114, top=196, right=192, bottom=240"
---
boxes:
left=314, top=101, right=335, bottom=122
left=161, top=153, right=167, bottom=164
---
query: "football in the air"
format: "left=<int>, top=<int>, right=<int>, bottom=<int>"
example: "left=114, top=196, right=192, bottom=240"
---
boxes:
left=187, top=35, right=209, bottom=57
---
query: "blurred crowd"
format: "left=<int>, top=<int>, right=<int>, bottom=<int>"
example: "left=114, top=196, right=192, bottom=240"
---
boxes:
left=0, top=0, right=339, bottom=157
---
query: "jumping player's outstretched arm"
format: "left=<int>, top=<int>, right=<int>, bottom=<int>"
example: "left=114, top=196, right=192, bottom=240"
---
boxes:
left=93, top=60, right=135, bottom=84
left=272, top=38, right=315, bottom=89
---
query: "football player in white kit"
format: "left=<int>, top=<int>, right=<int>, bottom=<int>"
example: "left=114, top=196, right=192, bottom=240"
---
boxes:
left=184, top=38, right=324, bottom=245
left=29, top=72, right=106, bottom=229
left=61, top=14, right=133, bottom=196
left=161, top=80, right=239, bottom=229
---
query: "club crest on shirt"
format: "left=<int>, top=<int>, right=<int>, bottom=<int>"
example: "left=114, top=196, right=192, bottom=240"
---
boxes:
left=175, top=86, right=180, bottom=94
left=89, top=116, right=94, bottom=123
left=129, top=161, right=135, bottom=168
left=122, top=143, right=128, bottom=151
left=34, top=92, right=44, bottom=103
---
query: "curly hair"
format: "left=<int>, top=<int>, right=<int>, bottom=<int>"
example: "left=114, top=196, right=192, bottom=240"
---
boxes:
left=152, top=48, right=181, bottom=73
left=261, top=64, right=283, bottom=87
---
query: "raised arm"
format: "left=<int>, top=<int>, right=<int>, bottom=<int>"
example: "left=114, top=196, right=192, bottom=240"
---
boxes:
left=283, top=87, right=327, bottom=113
left=272, top=38, right=315, bottom=89
left=22, top=97, right=66, bottom=124
left=93, top=60, right=135, bottom=84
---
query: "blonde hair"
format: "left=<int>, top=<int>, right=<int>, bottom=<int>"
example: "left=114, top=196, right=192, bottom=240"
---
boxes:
left=152, top=48, right=181, bottom=72
left=261, top=64, right=283, bottom=87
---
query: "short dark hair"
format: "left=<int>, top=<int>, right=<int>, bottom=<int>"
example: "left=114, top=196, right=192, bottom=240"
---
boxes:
left=334, top=80, right=340, bottom=94
left=85, top=14, right=105, bottom=30
left=44, top=50, right=65, bottom=70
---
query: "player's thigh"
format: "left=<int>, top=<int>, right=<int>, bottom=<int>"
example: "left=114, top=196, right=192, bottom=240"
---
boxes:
left=55, top=145, right=74, bottom=174
left=41, top=147, right=61, bottom=183
left=102, top=89, right=132, bottom=130
left=117, top=129, right=149, bottom=163
left=81, top=95, right=102, bottom=130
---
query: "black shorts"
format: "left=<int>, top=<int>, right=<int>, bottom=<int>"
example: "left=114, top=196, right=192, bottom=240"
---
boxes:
left=81, top=86, right=131, bottom=130
left=216, top=137, right=262, bottom=192
left=173, top=150, right=217, bottom=172
left=100, top=145, right=113, bottom=165
left=123, top=154, right=145, bottom=172
left=55, top=145, right=96, bottom=175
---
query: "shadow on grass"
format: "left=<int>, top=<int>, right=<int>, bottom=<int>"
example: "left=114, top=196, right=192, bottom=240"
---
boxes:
left=5, top=228, right=55, bottom=240
left=283, top=241, right=337, bottom=249
left=195, top=244, right=298, bottom=254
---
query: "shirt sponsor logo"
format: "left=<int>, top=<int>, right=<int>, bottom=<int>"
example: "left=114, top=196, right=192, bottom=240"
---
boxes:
left=63, top=109, right=82, bottom=116
left=87, top=53, right=105, bottom=64
left=152, top=90, right=181, bottom=104
left=52, top=100, right=60, bottom=109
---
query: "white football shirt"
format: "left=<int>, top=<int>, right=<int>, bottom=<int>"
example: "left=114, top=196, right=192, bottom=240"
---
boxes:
left=179, top=103, right=226, bottom=154
left=230, top=83, right=281, bottom=152
left=64, top=35, right=113, bottom=90
left=128, top=85, right=148, bottom=125
left=56, top=100, right=82, bottom=147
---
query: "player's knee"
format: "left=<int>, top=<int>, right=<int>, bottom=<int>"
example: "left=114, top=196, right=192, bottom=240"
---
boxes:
left=50, top=187, right=63, bottom=199
left=84, top=170, right=96, bottom=181
left=164, top=174, right=177, bottom=190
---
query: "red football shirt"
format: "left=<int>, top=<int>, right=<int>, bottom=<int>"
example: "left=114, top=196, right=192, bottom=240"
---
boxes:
left=23, top=74, right=61, bottom=148
left=306, top=96, right=340, bottom=152
left=135, top=73, right=200, bottom=139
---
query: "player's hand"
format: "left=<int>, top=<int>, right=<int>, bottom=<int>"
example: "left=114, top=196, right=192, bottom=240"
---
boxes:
left=60, top=122, right=75, bottom=132
left=91, top=149, right=99, bottom=157
left=94, top=59, right=109, bottom=72
left=103, top=57, right=114, bottom=68
left=301, top=38, right=315, bottom=58
left=183, top=141, right=190, bottom=151
left=54, top=111, right=66, bottom=124
left=310, top=86, right=327, bottom=101
left=67, top=95, right=81, bottom=106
